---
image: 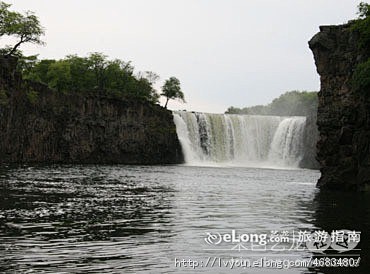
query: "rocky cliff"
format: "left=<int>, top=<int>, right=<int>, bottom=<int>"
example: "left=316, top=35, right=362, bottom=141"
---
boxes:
left=0, top=56, right=184, bottom=164
left=309, top=24, right=370, bottom=191
left=300, top=113, right=320, bottom=169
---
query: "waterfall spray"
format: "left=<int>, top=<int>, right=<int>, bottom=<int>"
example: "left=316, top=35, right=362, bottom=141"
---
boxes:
left=173, top=111, right=306, bottom=168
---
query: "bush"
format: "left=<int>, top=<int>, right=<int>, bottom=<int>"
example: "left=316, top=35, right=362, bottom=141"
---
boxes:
left=352, top=58, right=370, bottom=94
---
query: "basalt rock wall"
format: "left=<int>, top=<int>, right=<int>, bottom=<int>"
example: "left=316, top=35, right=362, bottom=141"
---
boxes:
left=0, top=56, right=183, bottom=164
left=309, top=24, right=370, bottom=190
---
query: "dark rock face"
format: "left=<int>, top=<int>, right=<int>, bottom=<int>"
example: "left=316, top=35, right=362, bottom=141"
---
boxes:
left=309, top=24, right=370, bottom=191
left=0, top=56, right=184, bottom=164
left=300, top=113, right=320, bottom=169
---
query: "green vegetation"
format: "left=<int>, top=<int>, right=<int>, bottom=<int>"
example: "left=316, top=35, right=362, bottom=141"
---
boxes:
left=225, top=91, right=318, bottom=117
left=352, top=58, right=370, bottom=94
left=351, top=2, right=370, bottom=94
left=161, top=77, right=185, bottom=108
left=19, top=53, right=160, bottom=103
left=0, top=1, right=44, bottom=56
left=358, top=2, right=370, bottom=18
left=351, top=2, right=370, bottom=50
left=0, top=1, right=182, bottom=105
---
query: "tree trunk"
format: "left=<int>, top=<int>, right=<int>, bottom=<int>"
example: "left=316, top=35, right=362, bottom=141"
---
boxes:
left=6, top=39, right=24, bottom=57
left=164, top=97, right=169, bottom=108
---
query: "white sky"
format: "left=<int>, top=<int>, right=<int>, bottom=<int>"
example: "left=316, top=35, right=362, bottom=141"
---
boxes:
left=2, top=0, right=362, bottom=113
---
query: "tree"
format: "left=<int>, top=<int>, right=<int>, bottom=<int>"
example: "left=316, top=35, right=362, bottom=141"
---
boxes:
left=46, top=60, right=72, bottom=92
left=65, top=55, right=95, bottom=91
left=22, top=58, right=53, bottom=83
left=22, top=53, right=162, bottom=103
left=161, top=76, right=185, bottom=108
left=0, top=1, right=45, bottom=56
left=352, top=2, right=370, bottom=50
left=225, top=90, right=318, bottom=116
left=88, top=52, right=108, bottom=90
left=0, top=2, right=11, bottom=36
left=140, top=71, right=160, bottom=85
left=358, top=2, right=370, bottom=19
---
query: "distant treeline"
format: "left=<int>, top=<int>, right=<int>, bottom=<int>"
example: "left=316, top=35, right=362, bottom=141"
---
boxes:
left=16, top=53, right=160, bottom=103
left=225, top=91, right=318, bottom=117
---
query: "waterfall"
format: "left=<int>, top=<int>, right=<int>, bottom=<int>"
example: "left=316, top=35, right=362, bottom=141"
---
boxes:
left=173, top=111, right=306, bottom=168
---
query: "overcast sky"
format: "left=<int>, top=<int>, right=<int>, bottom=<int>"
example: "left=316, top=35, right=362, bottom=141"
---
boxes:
left=3, top=0, right=361, bottom=113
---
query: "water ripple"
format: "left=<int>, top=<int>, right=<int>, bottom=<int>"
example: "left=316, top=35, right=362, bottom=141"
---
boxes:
left=3, top=165, right=358, bottom=273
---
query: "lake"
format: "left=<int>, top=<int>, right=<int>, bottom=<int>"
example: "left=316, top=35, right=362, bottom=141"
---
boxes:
left=0, top=165, right=368, bottom=273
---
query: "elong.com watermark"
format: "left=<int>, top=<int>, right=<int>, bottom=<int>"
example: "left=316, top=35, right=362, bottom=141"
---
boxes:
left=205, top=230, right=271, bottom=246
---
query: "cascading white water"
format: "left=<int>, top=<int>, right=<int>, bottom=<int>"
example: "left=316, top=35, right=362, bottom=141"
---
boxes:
left=267, top=117, right=306, bottom=167
left=173, top=111, right=306, bottom=168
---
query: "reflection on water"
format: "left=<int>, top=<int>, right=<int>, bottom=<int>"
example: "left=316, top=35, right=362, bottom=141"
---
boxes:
left=311, top=191, right=370, bottom=274
left=0, top=165, right=177, bottom=273
left=0, top=165, right=368, bottom=273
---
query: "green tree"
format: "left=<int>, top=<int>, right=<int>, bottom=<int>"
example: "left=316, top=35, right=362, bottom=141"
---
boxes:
left=0, top=1, right=45, bottom=56
left=65, top=55, right=94, bottom=92
left=225, top=106, right=242, bottom=114
left=104, top=58, right=133, bottom=93
left=0, top=1, right=11, bottom=36
left=161, top=76, right=185, bottom=108
left=46, top=60, right=72, bottom=92
left=142, top=71, right=159, bottom=85
left=19, top=52, right=161, bottom=103
left=133, top=71, right=160, bottom=103
left=88, top=52, right=108, bottom=91
left=225, top=91, right=318, bottom=117
left=358, top=2, right=370, bottom=19
left=351, top=2, right=370, bottom=50
left=23, top=59, right=55, bottom=84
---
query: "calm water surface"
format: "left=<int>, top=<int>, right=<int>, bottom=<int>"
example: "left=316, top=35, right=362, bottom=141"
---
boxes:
left=0, top=165, right=369, bottom=273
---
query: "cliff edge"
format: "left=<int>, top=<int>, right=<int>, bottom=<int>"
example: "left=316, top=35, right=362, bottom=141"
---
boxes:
left=0, top=56, right=184, bottom=164
left=309, top=24, right=370, bottom=191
